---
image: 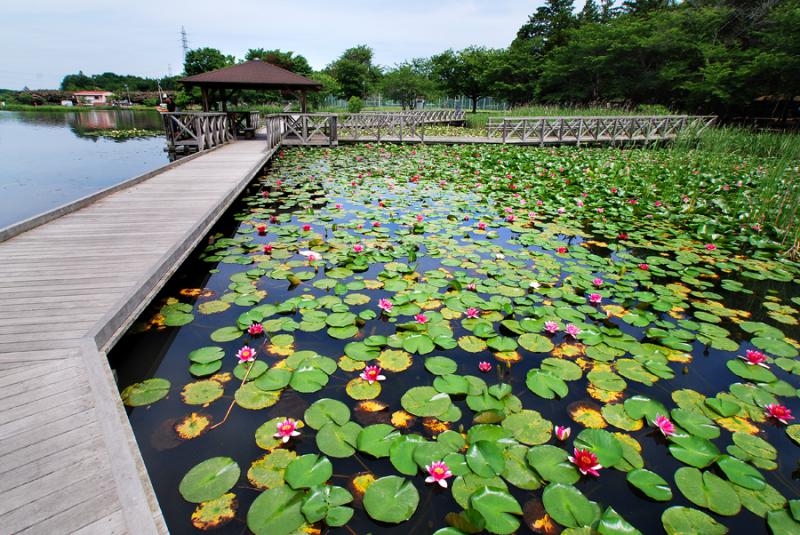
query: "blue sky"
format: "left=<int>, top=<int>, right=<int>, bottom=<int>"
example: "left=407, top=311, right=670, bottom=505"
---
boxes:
left=0, top=1, right=563, bottom=89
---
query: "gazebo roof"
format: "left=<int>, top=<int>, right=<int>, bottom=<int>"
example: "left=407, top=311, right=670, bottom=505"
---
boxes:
left=180, top=60, right=322, bottom=91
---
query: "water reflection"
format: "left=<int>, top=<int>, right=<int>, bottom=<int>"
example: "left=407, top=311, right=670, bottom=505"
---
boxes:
left=0, top=110, right=169, bottom=228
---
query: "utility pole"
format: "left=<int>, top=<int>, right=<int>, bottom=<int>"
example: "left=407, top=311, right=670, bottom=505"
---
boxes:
left=181, top=26, right=190, bottom=58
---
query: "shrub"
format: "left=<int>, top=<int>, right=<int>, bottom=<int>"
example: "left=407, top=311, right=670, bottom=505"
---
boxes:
left=347, top=96, right=363, bottom=114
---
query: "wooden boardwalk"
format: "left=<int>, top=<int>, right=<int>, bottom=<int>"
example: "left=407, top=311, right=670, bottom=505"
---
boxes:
left=0, top=137, right=275, bottom=534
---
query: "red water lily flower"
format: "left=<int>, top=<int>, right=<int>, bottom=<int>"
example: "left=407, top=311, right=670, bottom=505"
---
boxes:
left=247, top=323, right=264, bottom=336
left=302, top=224, right=311, bottom=232
left=569, top=448, right=602, bottom=476
left=654, top=415, right=676, bottom=436
left=740, top=349, right=769, bottom=368
left=478, top=361, right=492, bottom=372
left=360, top=365, right=386, bottom=385
left=274, top=419, right=301, bottom=443
left=765, top=403, right=794, bottom=424
left=415, top=313, right=429, bottom=324
left=639, top=263, right=649, bottom=270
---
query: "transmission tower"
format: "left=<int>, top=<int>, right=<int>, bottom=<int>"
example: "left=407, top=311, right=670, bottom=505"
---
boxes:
left=181, top=26, right=190, bottom=57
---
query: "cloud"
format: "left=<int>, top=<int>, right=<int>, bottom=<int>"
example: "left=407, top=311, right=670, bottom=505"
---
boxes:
left=0, top=0, right=543, bottom=89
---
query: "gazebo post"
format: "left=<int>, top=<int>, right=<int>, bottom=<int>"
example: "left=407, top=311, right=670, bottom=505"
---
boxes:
left=300, top=91, right=307, bottom=113
left=201, top=87, right=210, bottom=112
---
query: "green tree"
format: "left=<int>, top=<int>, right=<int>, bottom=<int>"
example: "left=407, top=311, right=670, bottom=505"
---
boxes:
left=381, top=63, right=436, bottom=109
left=579, top=0, right=601, bottom=23
left=244, top=49, right=313, bottom=76
left=513, top=0, right=577, bottom=55
left=326, top=45, right=382, bottom=98
left=184, top=47, right=235, bottom=76
left=431, top=47, right=504, bottom=112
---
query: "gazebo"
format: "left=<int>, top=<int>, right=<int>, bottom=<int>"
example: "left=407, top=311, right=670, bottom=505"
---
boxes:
left=179, top=59, right=323, bottom=113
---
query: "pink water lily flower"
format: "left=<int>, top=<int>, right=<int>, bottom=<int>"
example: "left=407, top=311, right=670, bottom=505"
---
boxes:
left=353, top=244, right=364, bottom=253
left=415, top=313, right=429, bottom=324
left=256, top=224, right=267, bottom=235
left=654, top=415, right=676, bottom=436
left=466, top=307, right=480, bottom=319
left=274, top=418, right=301, bottom=443
left=360, top=365, right=386, bottom=384
left=416, top=214, right=424, bottom=222
left=566, top=324, right=581, bottom=338
left=263, top=244, right=273, bottom=254
left=425, top=461, right=453, bottom=488
left=236, top=346, right=256, bottom=364
left=466, top=283, right=477, bottom=291
left=705, top=244, right=717, bottom=251
left=588, top=293, right=602, bottom=304
left=639, top=263, right=649, bottom=270
left=741, top=349, right=769, bottom=368
left=569, top=448, right=602, bottom=477
left=555, top=426, right=571, bottom=441
left=478, top=361, right=492, bottom=372
left=593, top=277, right=604, bottom=287
left=302, top=224, right=311, bottom=232
left=544, top=321, right=559, bottom=334
left=477, top=222, right=487, bottom=230
left=765, top=403, right=794, bottom=424
left=335, top=203, right=343, bottom=209
left=378, top=298, right=393, bottom=312
left=248, top=323, right=264, bottom=336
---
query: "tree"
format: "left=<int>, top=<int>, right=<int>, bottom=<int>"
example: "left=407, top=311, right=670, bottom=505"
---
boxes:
left=381, top=64, right=435, bottom=109
left=621, top=0, right=677, bottom=14
left=307, top=71, right=341, bottom=109
left=579, top=0, right=601, bottom=23
left=431, top=47, right=503, bottom=112
left=244, top=49, right=313, bottom=76
left=513, top=0, right=577, bottom=55
left=184, top=47, right=235, bottom=76
left=326, top=45, right=382, bottom=99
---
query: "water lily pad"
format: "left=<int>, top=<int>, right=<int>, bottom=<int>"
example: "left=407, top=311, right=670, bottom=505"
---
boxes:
left=466, top=440, right=505, bottom=477
left=235, top=383, right=280, bottom=409
left=363, top=476, right=419, bottom=523
left=519, top=333, right=555, bottom=353
left=182, top=379, right=224, bottom=406
left=300, top=484, right=353, bottom=526
left=179, top=457, right=240, bottom=503
left=627, top=468, right=672, bottom=501
left=284, top=453, right=333, bottom=489
left=526, top=445, right=580, bottom=484
left=210, top=326, right=243, bottom=342
left=248, top=449, right=296, bottom=489
left=247, top=486, right=305, bottom=535
left=501, top=409, right=552, bottom=445
left=304, top=398, right=351, bottom=430
left=674, top=467, right=740, bottom=516
left=542, top=483, right=600, bottom=528
left=121, top=378, right=170, bottom=407
left=191, top=493, right=237, bottom=530
left=470, top=486, right=522, bottom=535
left=346, top=377, right=382, bottom=400
left=661, top=506, right=728, bottom=535
left=425, top=355, right=458, bottom=375
left=669, top=435, right=721, bottom=468
left=716, top=455, right=765, bottom=490
left=316, top=421, right=362, bottom=458
left=401, top=386, right=451, bottom=417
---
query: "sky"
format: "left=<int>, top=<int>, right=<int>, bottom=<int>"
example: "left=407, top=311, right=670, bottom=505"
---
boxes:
left=0, top=0, right=556, bottom=90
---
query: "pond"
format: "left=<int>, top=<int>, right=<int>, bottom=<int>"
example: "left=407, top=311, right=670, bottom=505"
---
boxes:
left=110, top=143, right=800, bottom=535
left=0, top=110, right=168, bottom=228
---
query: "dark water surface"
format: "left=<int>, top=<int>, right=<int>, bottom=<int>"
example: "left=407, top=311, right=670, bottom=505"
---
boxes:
left=110, top=145, right=800, bottom=535
left=0, top=110, right=167, bottom=228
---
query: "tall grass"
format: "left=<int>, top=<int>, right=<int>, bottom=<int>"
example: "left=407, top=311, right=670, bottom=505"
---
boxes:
left=673, top=127, right=800, bottom=256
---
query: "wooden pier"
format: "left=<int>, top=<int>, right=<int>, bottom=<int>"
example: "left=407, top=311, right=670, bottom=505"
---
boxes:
left=0, top=136, right=277, bottom=534
left=0, top=110, right=717, bottom=534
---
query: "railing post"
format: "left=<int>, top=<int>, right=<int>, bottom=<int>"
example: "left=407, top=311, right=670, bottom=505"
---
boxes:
left=577, top=118, right=583, bottom=147
left=329, top=115, right=338, bottom=146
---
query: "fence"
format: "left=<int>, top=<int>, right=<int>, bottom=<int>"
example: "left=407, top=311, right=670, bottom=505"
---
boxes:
left=486, top=115, right=718, bottom=145
left=321, top=95, right=509, bottom=111
left=162, top=112, right=232, bottom=152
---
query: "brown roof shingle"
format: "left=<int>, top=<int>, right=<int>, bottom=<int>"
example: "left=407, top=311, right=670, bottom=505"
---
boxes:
left=180, top=60, right=322, bottom=90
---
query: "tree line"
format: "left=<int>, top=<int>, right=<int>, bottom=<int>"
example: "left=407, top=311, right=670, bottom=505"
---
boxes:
left=58, top=0, right=798, bottom=116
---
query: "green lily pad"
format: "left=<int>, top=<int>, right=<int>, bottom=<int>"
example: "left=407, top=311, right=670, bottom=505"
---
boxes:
left=179, top=457, right=240, bottom=503
left=121, top=378, right=170, bottom=407
left=627, top=468, right=672, bottom=501
left=401, top=386, right=451, bottom=417
left=284, top=453, right=333, bottom=489
left=542, top=483, right=601, bottom=528
left=246, top=485, right=305, bottom=535
left=363, top=476, right=419, bottom=523
left=470, top=486, right=522, bottom=535
left=661, top=506, right=728, bottom=535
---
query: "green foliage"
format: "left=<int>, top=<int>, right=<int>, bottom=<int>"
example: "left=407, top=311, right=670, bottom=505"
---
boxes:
left=244, top=49, right=313, bottom=76
left=381, top=63, right=436, bottom=109
left=184, top=47, right=236, bottom=76
left=347, top=96, right=363, bottom=114
left=326, top=45, right=382, bottom=98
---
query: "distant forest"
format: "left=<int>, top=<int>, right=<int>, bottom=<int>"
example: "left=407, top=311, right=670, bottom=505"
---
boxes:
left=52, top=0, right=799, bottom=117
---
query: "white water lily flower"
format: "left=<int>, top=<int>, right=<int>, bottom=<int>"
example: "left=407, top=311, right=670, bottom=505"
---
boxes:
left=495, top=253, right=505, bottom=260
left=299, top=250, right=322, bottom=261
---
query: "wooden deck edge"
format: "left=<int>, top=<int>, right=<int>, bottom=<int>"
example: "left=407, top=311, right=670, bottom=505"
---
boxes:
left=77, top=338, right=167, bottom=535
left=0, top=142, right=232, bottom=244
left=91, top=144, right=277, bottom=352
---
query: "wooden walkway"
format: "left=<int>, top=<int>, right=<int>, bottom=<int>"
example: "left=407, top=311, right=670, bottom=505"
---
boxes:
left=0, top=137, right=274, bottom=534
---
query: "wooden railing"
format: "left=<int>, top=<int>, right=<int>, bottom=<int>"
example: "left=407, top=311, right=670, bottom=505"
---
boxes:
left=360, top=109, right=465, bottom=124
left=227, top=111, right=261, bottom=138
left=338, top=113, right=425, bottom=141
left=280, top=114, right=338, bottom=145
left=486, top=115, right=717, bottom=144
left=163, top=112, right=233, bottom=152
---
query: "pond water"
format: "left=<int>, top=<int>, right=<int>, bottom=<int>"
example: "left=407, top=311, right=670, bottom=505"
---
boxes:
left=111, top=144, right=800, bottom=535
left=0, top=110, right=168, bottom=228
